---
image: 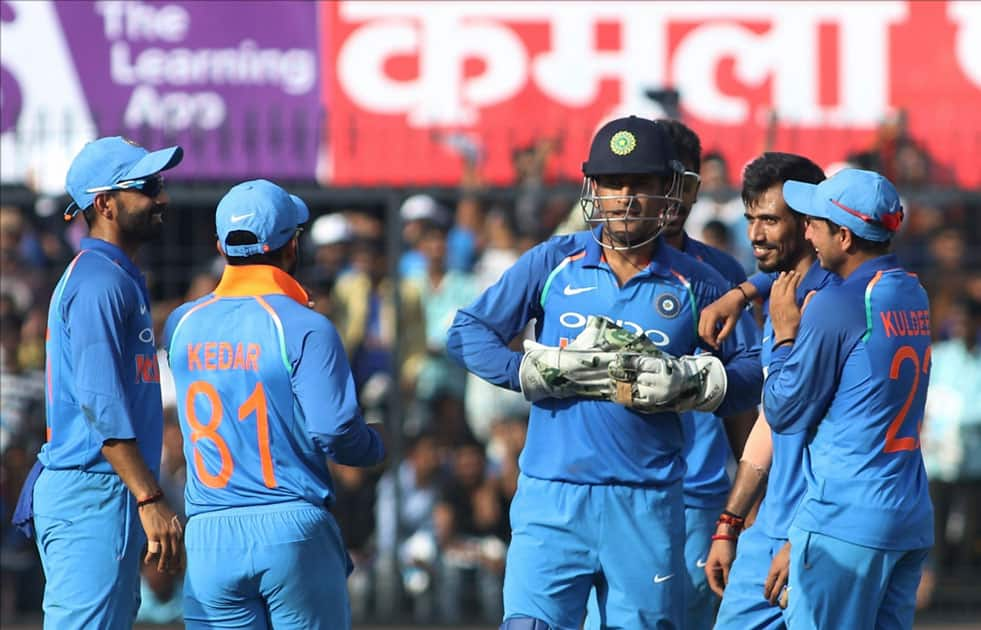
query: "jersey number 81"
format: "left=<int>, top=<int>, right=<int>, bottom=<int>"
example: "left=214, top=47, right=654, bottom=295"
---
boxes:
left=184, top=380, right=278, bottom=489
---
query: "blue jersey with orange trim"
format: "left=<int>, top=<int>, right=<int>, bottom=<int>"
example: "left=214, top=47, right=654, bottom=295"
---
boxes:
left=447, top=229, right=762, bottom=486
left=39, top=238, right=163, bottom=477
left=677, top=233, right=752, bottom=508
left=764, top=255, right=933, bottom=550
left=163, top=265, right=384, bottom=517
left=753, top=260, right=837, bottom=540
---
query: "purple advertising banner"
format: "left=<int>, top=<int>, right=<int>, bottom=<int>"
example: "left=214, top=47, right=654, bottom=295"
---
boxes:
left=34, top=0, right=321, bottom=181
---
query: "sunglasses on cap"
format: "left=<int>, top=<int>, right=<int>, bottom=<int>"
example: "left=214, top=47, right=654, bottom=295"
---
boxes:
left=85, top=175, right=166, bottom=199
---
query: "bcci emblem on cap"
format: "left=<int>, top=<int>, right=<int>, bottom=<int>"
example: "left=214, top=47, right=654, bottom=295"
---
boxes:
left=655, top=293, right=682, bottom=319
left=610, top=130, right=637, bottom=156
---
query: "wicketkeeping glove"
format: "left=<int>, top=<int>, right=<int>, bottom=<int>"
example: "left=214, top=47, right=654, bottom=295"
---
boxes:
left=608, top=353, right=727, bottom=413
left=518, top=315, right=625, bottom=402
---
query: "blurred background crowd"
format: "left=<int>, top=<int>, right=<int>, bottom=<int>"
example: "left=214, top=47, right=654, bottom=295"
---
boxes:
left=0, top=110, right=979, bottom=626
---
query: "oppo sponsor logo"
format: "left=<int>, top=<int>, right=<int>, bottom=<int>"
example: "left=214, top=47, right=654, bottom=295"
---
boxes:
left=558, top=312, right=671, bottom=346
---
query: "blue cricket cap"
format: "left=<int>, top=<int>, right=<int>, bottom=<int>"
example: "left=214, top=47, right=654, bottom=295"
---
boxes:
left=65, top=136, right=183, bottom=218
left=216, top=179, right=310, bottom=257
left=783, top=168, right=903, bottom=242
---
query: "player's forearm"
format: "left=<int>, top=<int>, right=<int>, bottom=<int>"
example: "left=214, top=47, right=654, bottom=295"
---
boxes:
left=446, top=310, right=524, bottom=390
left=723, top=408, right=758, bottom=460
left=311, top=417, right=386, bottom=467
left=723, top=460, right=768, bottom=519
left=102, top=438, right=161, bottom=500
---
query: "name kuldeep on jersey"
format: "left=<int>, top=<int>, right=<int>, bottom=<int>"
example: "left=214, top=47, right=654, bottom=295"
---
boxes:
left=879, top=309, right=931, bottom=338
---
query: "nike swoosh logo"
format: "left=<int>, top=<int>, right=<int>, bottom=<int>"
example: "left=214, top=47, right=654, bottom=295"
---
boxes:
left=140, top=303, right=147, bottom=315
left=563, top=284, right=597, bottom=296
left=696, top=559, right=707, bottom=568
left=230, top=212, right=255, bottom=223
left=762, top=336, right=771, bottom=343
left=653, top=574, right=674, bottom=583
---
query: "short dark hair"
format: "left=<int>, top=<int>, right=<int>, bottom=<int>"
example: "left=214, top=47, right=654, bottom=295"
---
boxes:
left=659, top=119, right=701, bottom=172
left=223, top=230, right=291, bottom=266
left=819, top=218, right=891, bottom=254
left=741, top=152, right=826, bottom=209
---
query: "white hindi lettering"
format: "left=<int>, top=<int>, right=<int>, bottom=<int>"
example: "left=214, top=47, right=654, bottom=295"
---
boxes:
left=949, top=1, right=981, bottom=88
left=336, top=1, right=909, bottom=128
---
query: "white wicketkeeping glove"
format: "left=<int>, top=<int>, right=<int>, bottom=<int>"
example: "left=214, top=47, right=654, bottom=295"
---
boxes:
left=518, top=315, right=625, bottom=402
left=609, top=353, right=727, bottom=413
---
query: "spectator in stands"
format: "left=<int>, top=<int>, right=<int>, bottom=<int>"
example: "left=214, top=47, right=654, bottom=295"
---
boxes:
left=0, top=311, right=44, bottom=456
left=920, top=291, right=981, bottom=609
left=330, top=236, right=425, bottom=420
left=374, top=431, right=447, bottom=622
left=465, top=208, right=532, bottom=443
left=399, top=194, right=451, bottom=279
left=685, top=152, right=752, bottom=271
left=0, top=207, right=44, bottom=315
left=413, top=220, right=479, bottom=405
left=700, top=219, right=735, bottom=257
left=447, top=194, right=483, bottom=274
left=512, top=138, right=557, bottom=241
left=329, top=461, right=383, bottom=623
left=307, top=211, right=354, bottom=294
left=434, top=438, right=509, bottom=624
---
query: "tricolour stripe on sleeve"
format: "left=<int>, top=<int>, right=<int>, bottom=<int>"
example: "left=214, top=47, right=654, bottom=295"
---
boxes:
left=540, top=251, right=586, bottom=308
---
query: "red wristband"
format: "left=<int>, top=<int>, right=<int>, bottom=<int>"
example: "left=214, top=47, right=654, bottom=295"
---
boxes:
left=711, top=534, right=738, bottom=542
left=137, top=490, right=164, bottom=508
left=717, top=512, right=745, bottom=530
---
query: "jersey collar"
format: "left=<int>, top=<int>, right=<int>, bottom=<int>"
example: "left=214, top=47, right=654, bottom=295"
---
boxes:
left=582, top=228, right=674, bottom=277
left=213, top=264, right=310, bottom=305
left=79, top=237, right=143, bottom=283
left=845, top=254, right=903, bottom=285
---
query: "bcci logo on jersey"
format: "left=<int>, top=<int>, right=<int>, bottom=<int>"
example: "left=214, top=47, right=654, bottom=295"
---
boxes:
left=655, top=294, right=681, bottom=319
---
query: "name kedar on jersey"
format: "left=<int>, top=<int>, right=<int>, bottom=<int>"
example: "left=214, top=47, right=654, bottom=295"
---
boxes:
left=185, top=342, right=262, bottom=372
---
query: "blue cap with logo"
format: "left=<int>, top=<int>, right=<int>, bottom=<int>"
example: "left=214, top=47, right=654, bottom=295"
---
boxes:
left=216, top=179, right=310, bottom=257
left=65, top=136, right=183, bottom=219
left=783, top=168, right=903, bottom=242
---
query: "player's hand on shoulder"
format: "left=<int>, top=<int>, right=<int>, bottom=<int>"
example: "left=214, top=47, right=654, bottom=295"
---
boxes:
left=768, top=272, right=804, bottom=342
left=699, top=287, right=749, bottom=349
left=139, top=498, right=185, bottom=575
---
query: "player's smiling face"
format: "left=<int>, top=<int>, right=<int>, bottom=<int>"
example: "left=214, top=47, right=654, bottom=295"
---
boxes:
left=593, top=173, right=676, bottom=247
left=745, top=184, right=806, bottom=273
left=804, top=216, right=845, bottom=273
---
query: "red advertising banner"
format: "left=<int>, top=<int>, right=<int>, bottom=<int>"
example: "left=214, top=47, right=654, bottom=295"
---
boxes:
left=322, top=1, right=981, bottom=188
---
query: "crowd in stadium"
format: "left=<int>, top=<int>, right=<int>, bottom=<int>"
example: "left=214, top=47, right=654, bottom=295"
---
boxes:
left=0, top=116, right=978, bottom=626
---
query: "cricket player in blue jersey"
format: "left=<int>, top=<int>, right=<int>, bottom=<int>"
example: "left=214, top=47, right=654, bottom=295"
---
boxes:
left=446, top=116, right=762, bottom=630
left=656, top=119, right=760, bottom=630
left=695, top=153, right=833, bottom=630
left=764, top=168, right=933, bottom=629
left=163, top=179, right=385, bottom=629
left=18, top=136, right=186, bottom=629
